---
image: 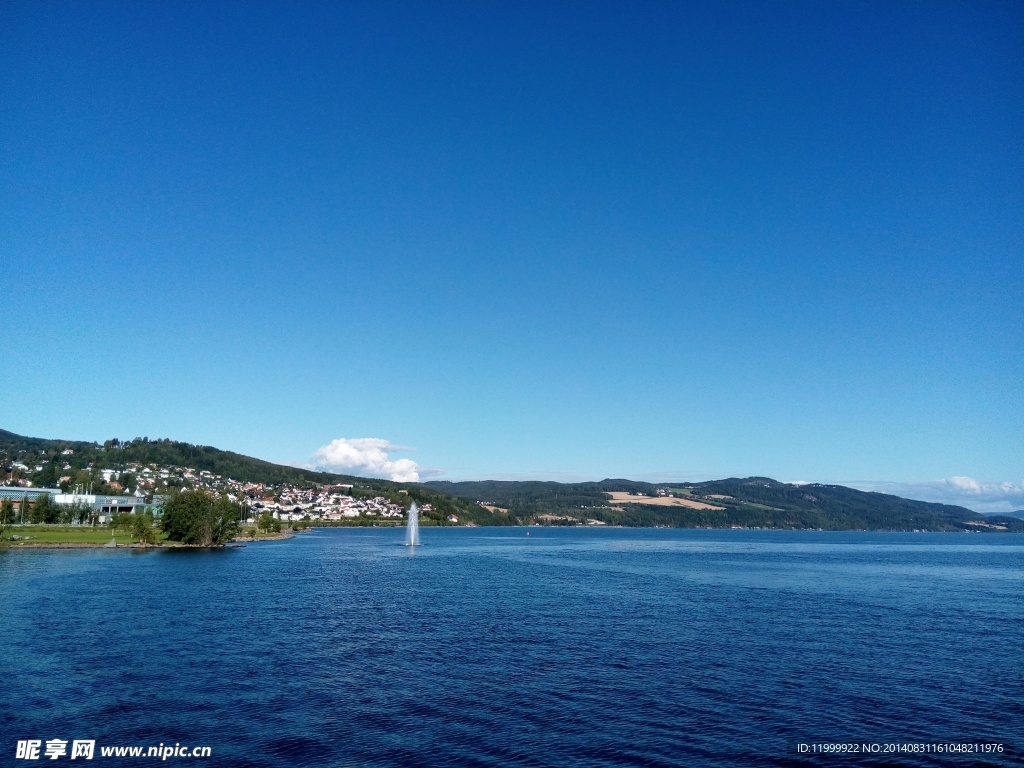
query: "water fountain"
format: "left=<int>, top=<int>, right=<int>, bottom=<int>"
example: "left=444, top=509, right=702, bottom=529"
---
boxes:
left=405, top=501, right=421, bottom=546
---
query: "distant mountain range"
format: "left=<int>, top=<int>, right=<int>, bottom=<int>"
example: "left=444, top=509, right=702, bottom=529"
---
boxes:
left=984, top=509, right=1024, bottom=521
left=2, top=429, right=1019, bottom=532
left=425, top=477, right=1024, bottom=532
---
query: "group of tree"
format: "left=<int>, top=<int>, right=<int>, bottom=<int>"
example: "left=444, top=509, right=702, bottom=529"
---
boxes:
left=28, top=493, right=60, bottom=524
left=159, top=490, right=240, bottom=546
left=113, top=510, right=158, bottom=545
left=257, top=509, right=281, bottom=534
left=42, top=489, right=244, bottom=547
left=14, top=494, right=94, bottom=525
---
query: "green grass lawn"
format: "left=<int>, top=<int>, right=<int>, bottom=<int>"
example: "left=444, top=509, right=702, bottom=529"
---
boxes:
left=0, top=525, right=161, bottom=546
left=1, top=525, right=300, bottom=547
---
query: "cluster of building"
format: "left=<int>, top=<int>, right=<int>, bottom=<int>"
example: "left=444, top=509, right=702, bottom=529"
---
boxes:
left=0, top=486, right=151, bottom=523
left=2, top=456, right=425, bottom=524
left=105, top=461, right=227, bottom=494
left=249, top=488, right=425, bottom=523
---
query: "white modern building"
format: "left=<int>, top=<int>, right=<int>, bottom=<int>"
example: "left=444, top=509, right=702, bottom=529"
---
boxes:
left=52, top=490, right=149, bottom=522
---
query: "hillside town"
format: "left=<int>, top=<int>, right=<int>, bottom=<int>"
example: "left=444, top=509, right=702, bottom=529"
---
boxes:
left=1, top=450, right=432, bottom=524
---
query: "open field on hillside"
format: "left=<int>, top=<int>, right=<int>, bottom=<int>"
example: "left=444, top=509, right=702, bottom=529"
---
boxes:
left=605, top=492, right=726, bottom=511
left=479, top=504, right=509, bottom=514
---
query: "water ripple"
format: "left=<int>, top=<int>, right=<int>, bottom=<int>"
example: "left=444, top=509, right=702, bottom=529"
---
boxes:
left=0, top=528, right=1020, bottom=766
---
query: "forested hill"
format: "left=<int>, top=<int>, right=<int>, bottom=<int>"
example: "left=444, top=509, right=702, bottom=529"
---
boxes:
left=0, top=428, right=368, bottom=487
left=990, top=509, right=1024, bottom=521
left=425, top=477, right=1024, bottom=532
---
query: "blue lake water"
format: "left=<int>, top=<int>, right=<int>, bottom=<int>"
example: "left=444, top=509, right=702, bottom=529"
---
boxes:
left=1, top=528, right=1021, bottom=766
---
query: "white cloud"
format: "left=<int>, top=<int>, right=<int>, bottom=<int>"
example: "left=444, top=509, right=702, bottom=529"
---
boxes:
left=947, top=476, right=982, bottom=493
left=310, top=438, right=420, bottom=482
left=846, top=477, right=1024, bottom=515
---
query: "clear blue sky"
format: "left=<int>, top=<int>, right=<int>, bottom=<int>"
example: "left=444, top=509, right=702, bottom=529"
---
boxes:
left=2, top=2, right=1021, bottom=508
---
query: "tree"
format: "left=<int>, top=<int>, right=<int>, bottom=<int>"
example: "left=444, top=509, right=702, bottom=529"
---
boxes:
left=28, top=496, right=43, bottom=524
left=257, top=510, right=275, bottom=533
left=32, top=463, right=58, bottom=488
left=160, top=491, right=207, bottom=543
left=29, top=493, right=59, bottom=524
left=64, top=502, right=91, bottom=525
left=112, top=512, right=133, bottom=532
left=161, top=490, right=239, bottom=546
left=210, top=496, right=240, bottom=544
left=0, top=497, right=13, bottom=540
left=131, top=511, right=157, bottom=546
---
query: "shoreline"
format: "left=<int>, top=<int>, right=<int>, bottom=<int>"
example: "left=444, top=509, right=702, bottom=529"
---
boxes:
left=2, top=526, right=1017, bottom=550
left=0, top=531, right=296, bottom=550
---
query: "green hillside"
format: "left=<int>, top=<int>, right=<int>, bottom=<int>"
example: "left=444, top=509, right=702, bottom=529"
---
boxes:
left=4, top=430, right=1017, bottom=531
left=0, top=428, right=363, bottom=487
left=985, top=509, right=1024, bottom=521
left=425, top=477, right=1023, bottom=532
